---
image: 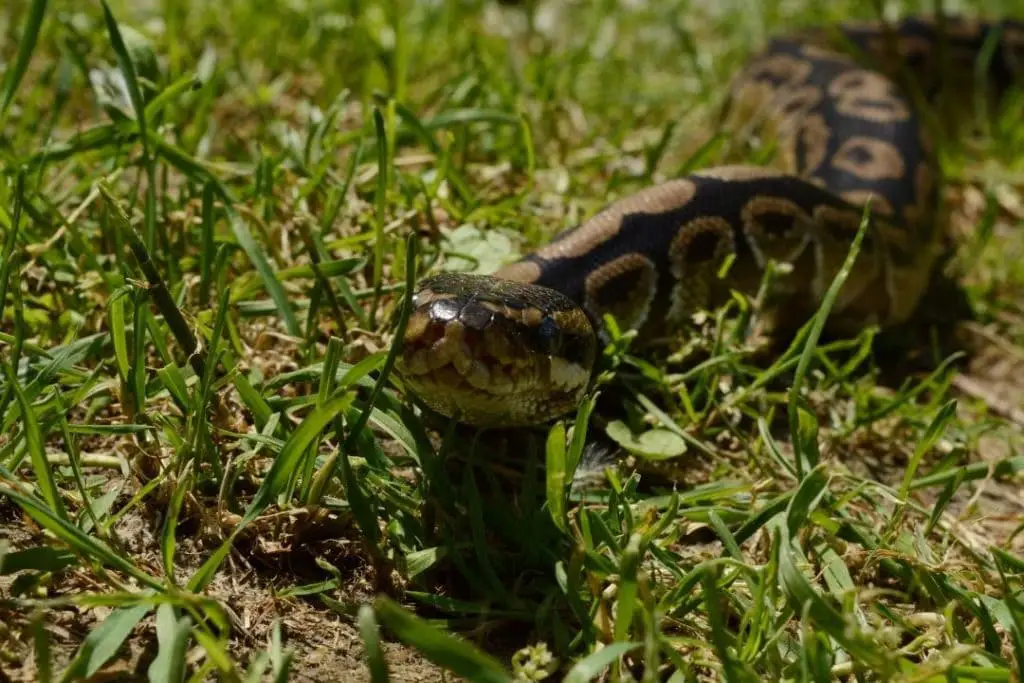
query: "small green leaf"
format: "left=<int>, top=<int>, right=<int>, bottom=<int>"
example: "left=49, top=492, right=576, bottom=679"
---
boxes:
left=563, top=642, right=642, bottom=683
left=605, top=420, right=687, bottom=460
left=545, top=421, right=568, bottom=533
left=785, top=463, right=829, bottom=539
left=61, top=603, right=152, bottom=682
left=442, top=225, right=517, bottom=274
left=147, top=604, right=191, bottom=683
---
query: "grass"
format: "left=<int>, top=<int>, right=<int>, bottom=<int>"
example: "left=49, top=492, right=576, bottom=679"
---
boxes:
left=3, top=0, right=1024, bottom=680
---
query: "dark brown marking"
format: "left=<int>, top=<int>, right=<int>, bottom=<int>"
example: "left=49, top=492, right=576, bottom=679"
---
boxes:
left=801, top=43, right=856, bottom=64
left=742, top=196, right=808, bottom=239
left=777, top=85, right=825, bottom=126
left=831, top=136, right=906, bottom=180
left=741, top=195, right=812, bottom=265
left=747, top=53, right=814, bottom=86
left=583, top=253, right=657, bottom=331
left=668, top=216, right=736, bottom=323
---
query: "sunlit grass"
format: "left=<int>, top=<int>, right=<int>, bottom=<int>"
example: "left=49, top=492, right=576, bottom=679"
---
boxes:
left=2, top=0, right=1024, bottom=680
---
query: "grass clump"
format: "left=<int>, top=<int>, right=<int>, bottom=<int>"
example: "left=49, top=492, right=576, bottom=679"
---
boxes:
left=2, top=0, right=1024, bottom=681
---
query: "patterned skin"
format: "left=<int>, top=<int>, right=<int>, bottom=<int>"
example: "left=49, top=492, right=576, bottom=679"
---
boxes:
left=396, top=16, right=1024, bottom=428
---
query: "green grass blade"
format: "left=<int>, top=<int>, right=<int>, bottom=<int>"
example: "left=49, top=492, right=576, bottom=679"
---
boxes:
left=775, top=526, right=894, bottom=675
left=370, top=107, right=389, bottom=323
left=0, top=484, right=160, bottom=590
left=239, top=394, right=354, bottom=527
left=700, top=566, right=741, bottom=682
left=372, top=596, right=513, bottom=683
left=160, top=467, right=191, bottom=586
left=0, top=0, right=48, bottom=120
left=227, top=210, right=300, bottom=337
left=0, top=171, right=24, bottom=324
left=358, top=604, right=390, bottom=683
left=99, top=1, right=149, bottom=154
left=787, top=203, right=871, bottom=477
left=890, top=398, right=957, bottom=535
left=3, top=362, right=66, bottom=520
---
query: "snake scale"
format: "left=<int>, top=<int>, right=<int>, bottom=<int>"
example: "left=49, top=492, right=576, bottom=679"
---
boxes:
left=395, top=15, right=1024, bottom=430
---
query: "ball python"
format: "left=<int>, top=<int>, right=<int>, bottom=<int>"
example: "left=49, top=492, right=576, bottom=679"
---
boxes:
left=396, top=15, right=1024, bottom=429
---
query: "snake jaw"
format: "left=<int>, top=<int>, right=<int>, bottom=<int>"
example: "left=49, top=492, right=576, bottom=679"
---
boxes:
left=394, top=273, right=598, bottom=427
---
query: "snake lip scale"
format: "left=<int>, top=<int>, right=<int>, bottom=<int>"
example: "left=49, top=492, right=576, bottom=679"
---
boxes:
left=395, top=14, right=1024, bottom=429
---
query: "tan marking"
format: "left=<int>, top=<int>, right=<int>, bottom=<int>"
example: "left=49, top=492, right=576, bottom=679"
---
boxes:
left=694, top=165, right=787, bottom=181
left=494, top=260, right=542, bottom=284
left=839, top=190, right=895, bottom=217
left=746, top=54, right=814, bottom=87
left=516, top=305, right=544, bottom=328
left=831, top=136, right=906, bottom=181
left=533, top=179, right=697, bottom=260
left=828, top=69, right=911, bottom=123
left=798, top=113, right=831, bottom=173
left=583, top=253, right=657, bottom=332
left=668, top=216, right=736, bottom=323
left=741, top=195, right=812, bottom=266
left=548, top=307, right=594, bottom=338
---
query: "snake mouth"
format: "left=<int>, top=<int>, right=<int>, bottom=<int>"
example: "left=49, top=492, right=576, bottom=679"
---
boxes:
left=394, top=273, right=598, bottom=427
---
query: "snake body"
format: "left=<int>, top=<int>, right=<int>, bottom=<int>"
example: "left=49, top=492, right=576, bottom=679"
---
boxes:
left=397, top=16, right=1024, bottom=427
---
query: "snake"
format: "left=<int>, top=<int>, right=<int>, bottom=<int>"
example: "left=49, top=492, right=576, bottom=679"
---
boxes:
left=395, top=15, right=1024, bottom=430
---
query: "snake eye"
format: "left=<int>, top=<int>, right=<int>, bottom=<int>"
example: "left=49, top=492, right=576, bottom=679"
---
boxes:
left=535, top=316, right=563, bottom=355
left=428, top=298, right=462, bottom=323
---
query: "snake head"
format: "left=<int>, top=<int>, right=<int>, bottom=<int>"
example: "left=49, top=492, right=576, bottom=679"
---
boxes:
left=395, top=272, right=598, bottom=427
